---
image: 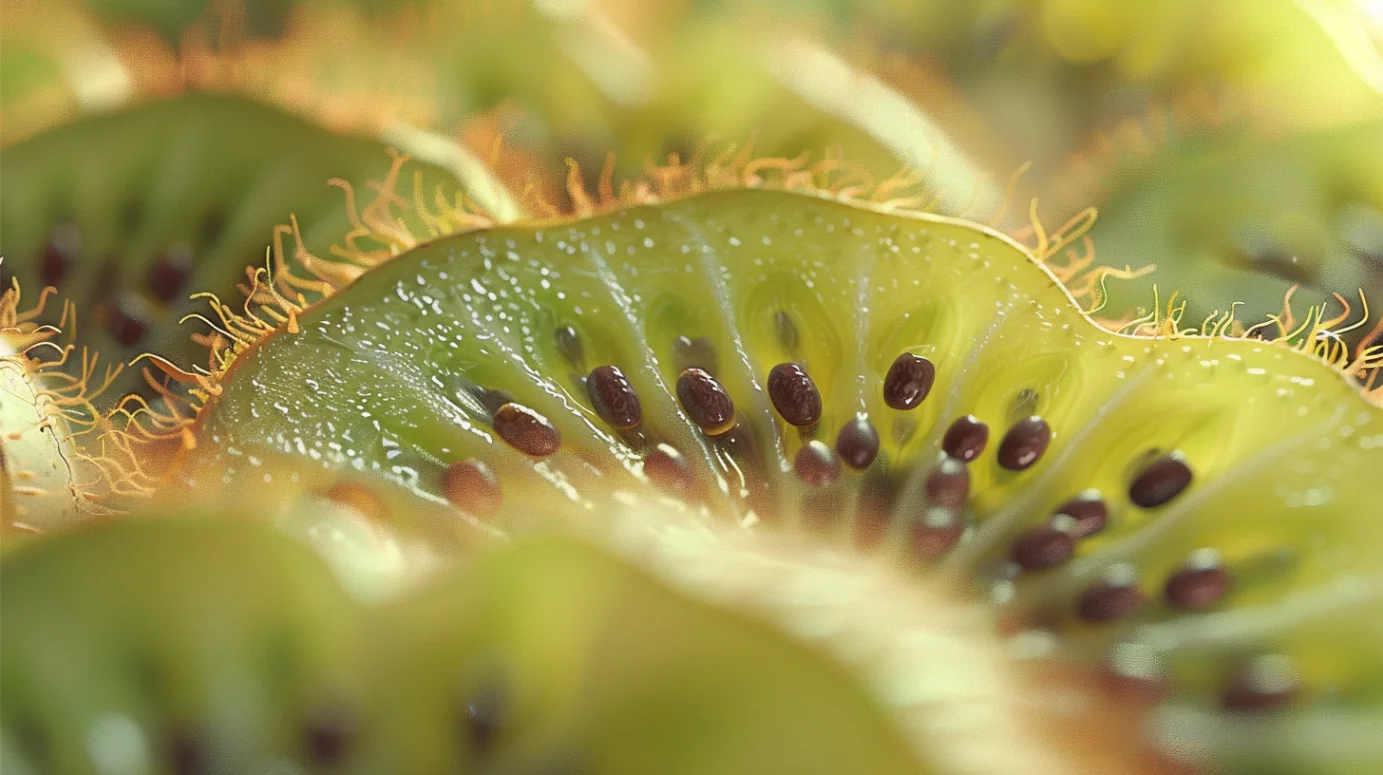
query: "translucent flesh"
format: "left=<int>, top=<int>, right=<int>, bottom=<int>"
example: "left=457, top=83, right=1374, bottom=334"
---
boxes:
left=187, top=189, right=1383, bottom=772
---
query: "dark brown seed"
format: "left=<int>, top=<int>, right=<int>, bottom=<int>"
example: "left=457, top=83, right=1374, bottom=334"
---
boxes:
left=1010, top=526, right=1076, bottom=571
left=146, top=245, right=193, bottom=302
left=883, top=353, right=936, bottom=410
left=912, top=507, right=965, bottom=558
left=471, top=386, right=514, bottom=416
left=834, top=414, right=880, bottom=469
left=586, top=365, right=642, bottom=429
left=676, top=368, right=735, bottom=435
left=941, top=415, right=989, bottom=462
left=39, top=223, right=80, bottom=286
left=555, top=325, right=585, bottom=369
left=304, top=706, right=355, bottom=764
left=464, top=684, right=505, bottom=755
left=1221, top=655, right=1299, bottom=711
left=1051, top=490, right=1109, bottom=538
left=168, top=732, right=209, bottom=775
left=923, top=456, right=969, bottom=508
left=773, top=310, right=799, bottom=352
left=1077, top=565, right=1143, bottom=623
left=1129, top=451, right=1193, bottom=508
left=643, top=443, right=696, bottom=496
left=767, top=363, right=822, bottom=427
left=105, top=296, right=149, bottom=346
left=1164, top=549, right=1231, bottom=610
left=794, top=440, right=840, bottom=486
left=673, top=335, right=717, bottom=376
left=441, top=459, right=502, bottom=516
left=997, top=416, right=1051, bottom=471
left=492, top=403, right=561, bottom=457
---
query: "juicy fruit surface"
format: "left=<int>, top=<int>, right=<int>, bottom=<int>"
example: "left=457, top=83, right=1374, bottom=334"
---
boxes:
left=0, top=92, right=463, bottom=398
left=0, top=518, right=925, bottom=775
left=192, top=189, right=1383, bottom=773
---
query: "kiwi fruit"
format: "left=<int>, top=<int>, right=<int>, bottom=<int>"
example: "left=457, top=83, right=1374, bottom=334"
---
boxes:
left=1056, top=117, right=1383, bottom=334
left=0, top=516, right=364, bottom=774
left=0, top=514, right=979, bottom=775
left=0, top=91, right=472, bottom=401
left=119, top=185, right=1377, bottom=773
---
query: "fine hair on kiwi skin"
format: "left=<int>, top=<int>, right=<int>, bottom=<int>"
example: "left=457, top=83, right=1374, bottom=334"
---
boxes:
left=0, top=91, right=484, bottom=404
left=99, top=147, right=1381, bottom=775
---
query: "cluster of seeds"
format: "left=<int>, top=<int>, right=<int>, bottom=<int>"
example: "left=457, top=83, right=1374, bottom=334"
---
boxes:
left=453, top=333, right=1290, bottom=714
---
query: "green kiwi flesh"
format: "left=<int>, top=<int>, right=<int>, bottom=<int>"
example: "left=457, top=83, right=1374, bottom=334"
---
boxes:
left=1076, top=119, right=1383, bottom=332
left=0, top=516, right=926, bottom=775
left=0, top=517, right=362, bottom=774
left=184, top=188, right=1383, bottom=773
left=0, top=91, right=464, bottom=400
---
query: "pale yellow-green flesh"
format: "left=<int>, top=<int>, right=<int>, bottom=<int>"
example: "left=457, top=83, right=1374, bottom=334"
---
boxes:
left=0, top=517, right=364, bottom=774
left=186, top=189, right=1383, bottom=772
left=0, top=92, right=465, bottom=398
left=354, top=533, right=925, bottom=775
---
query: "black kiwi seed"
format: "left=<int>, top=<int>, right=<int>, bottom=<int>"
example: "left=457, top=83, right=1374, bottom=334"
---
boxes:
left=1129, top=451, right=1193, bottom=508
left=996, top=415, right=1051, bottom=471
left=1009, top=525, right=1076, bottom=571
left=555, top=325, right=585, bottom=369
left=643, top=443, right=695, bottom=496
left=773, top=310, right=799, bottom=352
left=912, top=507, right=965, bottom=559
left=794, top=440, right=840, bottom=486
left=586, top=365, right=642, bottom=429
left=676, top=367, right=736, bottom=435
left=463, top=683, right=506, bottom=756
left=492, top=403, right=562, bottom=457
left=39, top=222, right=80, bottom=286
left=1163, top=548, right=1231, bottom=610
left=882, top=352, right=936, bottom=410
left=767, top=363, right=822, bottom=427
left=105, top=294, right=151, bottom=346
left=923, top=456, right=969, bottom=508
left=167, top=731, right=210, bottom=775
left=673, top=335, right=718, bottom=376
left=146, top=244, right=194, bottom=302
left=1051, top=489, right=1108, bottom=538
left=941, top=414, right=989, bottom=462
left=303, top=705, right=355, bottom=764
left=834, top=414, right=880, bottom=469
left=1221, top=654, right=1299, bottom=711
left=441, top=458, right=502, bottom=517
left=1077, top=564, right=1143, bottom=623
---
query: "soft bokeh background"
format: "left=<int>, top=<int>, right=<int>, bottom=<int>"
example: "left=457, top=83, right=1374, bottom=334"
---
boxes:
left=5, top=0, right=1383, bottom=333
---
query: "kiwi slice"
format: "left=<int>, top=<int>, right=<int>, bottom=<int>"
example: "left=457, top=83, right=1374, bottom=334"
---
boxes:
left=0, top=91, right=469, bottom=400
left=0, top=514, right=951, bottom=775
left=0, top=516, right=364, bottom=774
left=165, top=188, right=1382, bottom=772
left=1063, top=118, right=1383, bottom=332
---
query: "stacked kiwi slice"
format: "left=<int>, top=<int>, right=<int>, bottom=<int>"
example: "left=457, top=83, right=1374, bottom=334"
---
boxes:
left=72, top=184, right=1349, bottom=769
left=4, top=1, right=1383, bottom=770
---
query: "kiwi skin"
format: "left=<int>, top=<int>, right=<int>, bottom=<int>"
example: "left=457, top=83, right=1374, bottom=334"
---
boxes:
left=0, top=91, right=466, bottom=401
